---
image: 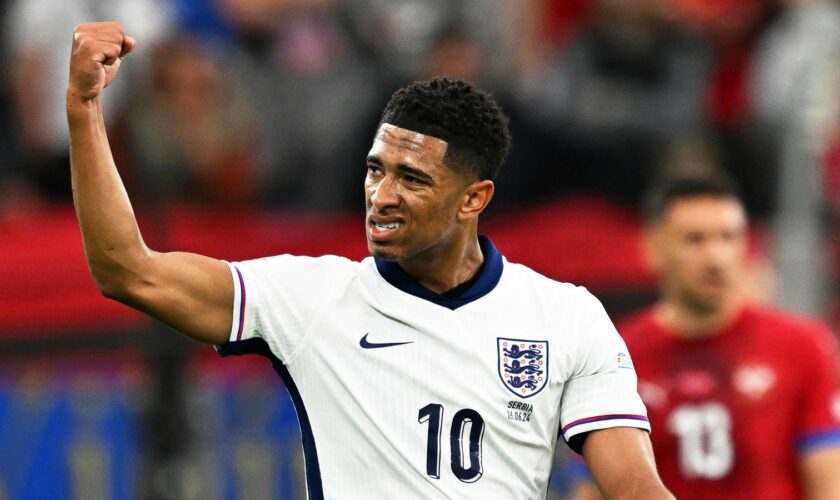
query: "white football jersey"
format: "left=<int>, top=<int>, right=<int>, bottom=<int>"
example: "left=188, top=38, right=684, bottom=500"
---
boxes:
left=220, top=236, right=648, bottom=499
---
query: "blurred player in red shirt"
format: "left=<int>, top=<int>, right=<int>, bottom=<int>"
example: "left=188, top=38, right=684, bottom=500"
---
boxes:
left=573, top=173, right=840, bottom=499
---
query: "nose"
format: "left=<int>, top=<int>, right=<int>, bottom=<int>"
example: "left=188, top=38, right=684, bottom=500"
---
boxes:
left=702, top=237, right=739, bottom=273
left=369, top=174, right=400, bottom=210
left=706, top=237, right=731, bottom=260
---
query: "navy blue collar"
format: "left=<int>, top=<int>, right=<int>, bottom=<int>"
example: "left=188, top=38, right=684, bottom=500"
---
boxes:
left=374, top=235, right=503, bottom=310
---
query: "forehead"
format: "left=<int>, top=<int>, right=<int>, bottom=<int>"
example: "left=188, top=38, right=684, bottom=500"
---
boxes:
left=662, top=196, right=747, bottom=231
left=368, top=123, right=449, bottom=166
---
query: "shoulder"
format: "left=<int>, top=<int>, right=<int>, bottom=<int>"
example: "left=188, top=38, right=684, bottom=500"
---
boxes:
left=234, top=253, right=359, bottom=272
left=745, top=303, right=838, bottom=353
left=501, top=261, right=614, bottom=336
left=745, top=303, right=833, bottom=339
left=616, top=308, right=658, bottom=342
left=501, top=260, right=590, bottom=301
left=231, top=254, right=362, bottom=288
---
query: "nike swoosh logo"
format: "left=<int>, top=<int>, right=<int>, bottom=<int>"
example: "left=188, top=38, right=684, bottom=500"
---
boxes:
left=359, top=333, right=414, bottom=349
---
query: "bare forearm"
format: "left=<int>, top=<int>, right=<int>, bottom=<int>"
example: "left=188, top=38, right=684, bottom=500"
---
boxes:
left=802, top=448, right=840, bottom=500
left=807, top=488, right=840, bottom=500
left=63, top=22, right=234, bottom=345
left=603, top=481, right=673, bottom=500
left=584, top=428, right=675, bottom=500
left=67, top=92, right=149, bottom=295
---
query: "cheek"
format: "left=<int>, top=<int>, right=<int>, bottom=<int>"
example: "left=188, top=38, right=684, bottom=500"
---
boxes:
left=724, top=245, right=747, bottom=266
left=363, top=181, right=378, bottom=202
left=363, top=175, right=377, bottom=191
left=431, top=199, right=462, bottom=228
left=668, top=251, right=702, bottom=279
left=683, top=254, right=708, bottom=276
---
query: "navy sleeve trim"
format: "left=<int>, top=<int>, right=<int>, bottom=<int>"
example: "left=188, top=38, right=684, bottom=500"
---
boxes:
left=233, top=265, right=247, bottom=341
left=797, top=428, right=840, bottom=452
left=216, top=337, right=323, bottom=499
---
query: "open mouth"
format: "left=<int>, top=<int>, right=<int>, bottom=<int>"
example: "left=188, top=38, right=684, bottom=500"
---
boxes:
left=374, top=221, right=403, bottom=230
left=368, top=219, right=405, bottom=240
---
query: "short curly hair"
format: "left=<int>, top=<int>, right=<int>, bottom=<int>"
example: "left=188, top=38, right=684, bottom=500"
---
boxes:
left=379, top=77, right=511, bottom=181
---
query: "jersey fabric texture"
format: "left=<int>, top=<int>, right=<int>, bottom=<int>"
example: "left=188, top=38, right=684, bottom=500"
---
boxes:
left=620, top=304, right=840, bottom=500
left=218, top=236, right=649, bottom=499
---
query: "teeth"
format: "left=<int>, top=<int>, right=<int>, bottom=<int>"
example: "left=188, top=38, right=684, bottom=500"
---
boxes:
left=376, top=222, right=403, bottom=230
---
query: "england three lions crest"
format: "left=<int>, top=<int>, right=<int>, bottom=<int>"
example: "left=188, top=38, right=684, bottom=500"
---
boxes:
left=497, top=338, right=549, bottom=398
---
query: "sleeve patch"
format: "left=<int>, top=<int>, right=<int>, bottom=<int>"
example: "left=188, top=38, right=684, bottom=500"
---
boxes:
left=617, top=351, right=635, bottom=370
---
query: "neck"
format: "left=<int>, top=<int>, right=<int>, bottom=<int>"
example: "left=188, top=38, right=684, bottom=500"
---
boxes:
left=398, top=228, right=484, bottom=294
left=656, top=295, right=743, bottom=339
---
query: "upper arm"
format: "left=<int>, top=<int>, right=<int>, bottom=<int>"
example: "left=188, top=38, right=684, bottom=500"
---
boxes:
left=801, top=446, right=840, bottom=500
left=224, top=254, right=356, bottom=362
left=115, top=250, right=233, bottom=346
left=795, top=324, right=840, bottom=499
left=583, top=427, right=673, bottom=500
left=560, top=290, right=650, bottom=448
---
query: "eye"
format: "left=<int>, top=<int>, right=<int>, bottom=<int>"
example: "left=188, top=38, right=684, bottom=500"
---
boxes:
left=721, top=230, right=739, bottom=242
left=404, top=174, right=430, bottom=186
left=366, top=164, right=382, bottom=176
left=685, top=232, right=704, bottom=245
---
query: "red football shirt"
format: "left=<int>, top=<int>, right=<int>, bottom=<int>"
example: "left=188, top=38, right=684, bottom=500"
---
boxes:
left=620, top=304, right=840, bottom=500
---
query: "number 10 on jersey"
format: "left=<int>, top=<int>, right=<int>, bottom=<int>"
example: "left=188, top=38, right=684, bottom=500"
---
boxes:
left=418, top=403, right=486, bottom=483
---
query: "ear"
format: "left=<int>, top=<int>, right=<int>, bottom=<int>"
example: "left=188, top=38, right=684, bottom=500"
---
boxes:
left=458, top=180, right=494, bottom=221
left=643, top=224, right=663, bottom=274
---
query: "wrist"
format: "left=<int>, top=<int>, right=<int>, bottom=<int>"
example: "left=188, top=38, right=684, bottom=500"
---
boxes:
left=66, top=89, right=101, bottom=122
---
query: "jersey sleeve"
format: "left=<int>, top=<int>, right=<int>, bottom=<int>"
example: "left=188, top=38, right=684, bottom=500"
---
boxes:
left=559, top=290, right=650, bottom=452
left=220, top=254, right=355, bottom=363
left=796, top=323, right=840, bottom=453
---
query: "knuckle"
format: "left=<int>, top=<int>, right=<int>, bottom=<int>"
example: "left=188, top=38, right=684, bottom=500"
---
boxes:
left=75, top=38, right=97, bottom=56
left=106, top=21, right=124, bottom=35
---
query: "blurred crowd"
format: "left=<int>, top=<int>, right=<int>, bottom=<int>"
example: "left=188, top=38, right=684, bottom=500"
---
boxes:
left=1, top=0, right=840, bottom=218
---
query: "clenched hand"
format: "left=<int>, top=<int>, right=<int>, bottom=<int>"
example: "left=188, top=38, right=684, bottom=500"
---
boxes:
left=68, top=22, right=135, bottom=101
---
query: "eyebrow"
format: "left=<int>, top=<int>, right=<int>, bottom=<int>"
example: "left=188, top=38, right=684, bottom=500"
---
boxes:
left=366, top=156, right=435, bottom=184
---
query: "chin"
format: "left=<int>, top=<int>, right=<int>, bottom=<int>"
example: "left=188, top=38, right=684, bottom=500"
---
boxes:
left=687, top=293, right=727, bottom=315
left=368, top=243, right=402, bottom=261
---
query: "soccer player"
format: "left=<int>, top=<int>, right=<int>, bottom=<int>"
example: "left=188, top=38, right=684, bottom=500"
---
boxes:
left=572, top=174, right=840, bottom=499
left=67, top=22, right=674, bottom=499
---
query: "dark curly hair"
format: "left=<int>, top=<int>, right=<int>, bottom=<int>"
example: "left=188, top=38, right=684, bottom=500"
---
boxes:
left=379, top=77, right=511, bottom=181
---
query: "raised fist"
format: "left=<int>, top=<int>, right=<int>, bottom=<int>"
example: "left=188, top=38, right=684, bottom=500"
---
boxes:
left=68, top=22, right=135, bottom=101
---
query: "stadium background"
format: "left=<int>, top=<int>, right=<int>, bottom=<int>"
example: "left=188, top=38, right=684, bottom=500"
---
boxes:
left=1, top=0, right=840, bottom=498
